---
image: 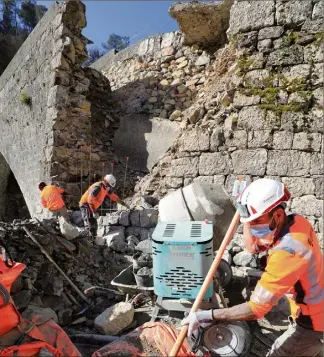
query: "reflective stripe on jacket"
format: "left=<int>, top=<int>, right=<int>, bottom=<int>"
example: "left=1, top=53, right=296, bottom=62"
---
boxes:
left=248, top=215, right=323, bottom=331
left=40, top=185, right=65, bottom=211
left=79, top=181, right=120, bottom=211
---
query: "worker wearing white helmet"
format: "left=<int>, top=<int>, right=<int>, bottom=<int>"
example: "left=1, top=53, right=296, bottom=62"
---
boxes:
left=183, top=178, right=323, bottom=356
left=79, top=174, right=130, bottom=235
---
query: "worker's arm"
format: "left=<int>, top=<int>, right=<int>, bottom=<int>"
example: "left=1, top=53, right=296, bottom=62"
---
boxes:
left=57, top=187, right=64, bottom=194
left=107, top=192, right=131, bottom=209
left=87, top=184, right=101, bottom=212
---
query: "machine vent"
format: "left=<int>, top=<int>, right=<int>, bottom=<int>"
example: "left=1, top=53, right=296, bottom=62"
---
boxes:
left=163, top=224, right=176, bottom=238
left=190, top=223, right=202, bottom=238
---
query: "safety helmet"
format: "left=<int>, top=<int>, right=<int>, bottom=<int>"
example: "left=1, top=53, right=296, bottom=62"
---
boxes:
left=237, top=178, right=291, bottom=223
left=38, top=182, right=47, bottom=191
left=104, top=174, right=116, bottom=187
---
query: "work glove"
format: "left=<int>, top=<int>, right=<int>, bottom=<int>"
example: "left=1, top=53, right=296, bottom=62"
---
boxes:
left=92, top=212, right=99, bottom=219
left=181, top=310, right=213, bottom=338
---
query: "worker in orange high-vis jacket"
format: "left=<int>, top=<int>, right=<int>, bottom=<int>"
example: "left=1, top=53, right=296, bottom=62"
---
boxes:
left=79, top=174, right=129, bottom=235
left=182, top=178, right=323, bottom=357
left=38, top=182, right=69, bottom=221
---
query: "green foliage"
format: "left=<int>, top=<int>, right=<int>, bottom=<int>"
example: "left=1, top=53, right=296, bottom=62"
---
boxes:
left=102, top=33, right=130, bottom=52
left=0, top=0, right=47, bottom=75
left=314, top=31, right=324, bottom=46
left=259, top=103, right=303, bottom=115
left=237, top=55, right=254, bottom=76
left=20, top=91, right=32, bottom=106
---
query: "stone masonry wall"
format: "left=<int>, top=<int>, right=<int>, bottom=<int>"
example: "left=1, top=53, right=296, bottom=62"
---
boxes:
left=0, top=1, right=117, bottom=218
left=128, top=0, right=323, bottom=246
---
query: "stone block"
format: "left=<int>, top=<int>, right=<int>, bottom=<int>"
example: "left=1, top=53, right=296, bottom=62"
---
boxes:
left=313, top=176, right=323, bottom=199
left=210, top=129, right=225, bottom=151
left=165, top=176, right=183, bottom=189
left=310, top=153, right=323, bottom=175
left=225, top=174, right=253, bottom=196
left=313, top=88, right=323, bottom=108
left=194, top=176, right=214, bottom=184
left=238, top=106, right=268, bottom=130
left=301, top=19, right=324, bottom=34
left=140, top=209, right=158, bottom=228
left=236, top=31, right=258, bottom=49
left=244, top=69, right=271, bottom=88
left=292, top=133, right=322, bottom=152
left=99, top=212, right=119, bottom=226
left=199, top=152, right=231, bottom=175
left=273, top=131, right=294, bottom=149
left=170, top=157, right=199, bottom=177
left=195, top=52, right=210, bottom=66
left=94, top=302, right=134, bottom=335
left=178, top=128, right=210, bottom=152
left=233, top=92, right=260, bottom=108
left=281, top=64, right=311, bottom=82
left=228, top=1, right=275, bottom=35
left=214, top=175, right=226, bottom=186
left=291, top=195, right=323, bottom=217
left=130, top=210, right=140, bottom=226
left=225, top=130, right=248, bottom=149
left=248, top=130, right=272, bottom=148
left=119, top=211, right=130, bottom=226
left=258, top=26, right=284, bottom=40
left=276, top=0, right=312, bottom=26
left=311, top=63, right=323, bottom=86
left=313, top=0, right=324, bottom=19
left=125, top=226, right=141, bottom=237
left=282, top=177, right=315, bottom=197
left=308, top=109, right=324, bottom=134
left=231, top=149, right=267, bottom=175
left=280, top=111, right=305, bottom=132
left=135, top=239, right=152, bottom=254
left=267, top=150, right=311, bottom=176
left=304, top=44, right=323, bottom=63
left=104, top=229, right=126, bottom=253
left=267, top=45, right=304, bottom=66
left=258, top=39, right=272, bottom=53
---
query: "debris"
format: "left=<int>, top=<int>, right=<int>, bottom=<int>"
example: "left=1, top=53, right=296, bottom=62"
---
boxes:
left=233, top=251, right=253, bottom=267
left=94, top=302, right=134, bottom=335
left=58, top=217, right=83, bottom=240
left=104, top=229, right=127, bottom=253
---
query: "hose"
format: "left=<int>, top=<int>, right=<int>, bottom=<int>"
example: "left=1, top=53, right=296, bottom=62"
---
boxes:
left=69, top=334, right=119, bottom=344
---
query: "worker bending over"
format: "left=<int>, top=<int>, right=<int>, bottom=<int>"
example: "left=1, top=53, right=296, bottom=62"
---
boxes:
left=38, top=182, right=69, bottom=221
left=183, top=178, right=323, bottom=357
left=79, top=174, right=129, bottom=235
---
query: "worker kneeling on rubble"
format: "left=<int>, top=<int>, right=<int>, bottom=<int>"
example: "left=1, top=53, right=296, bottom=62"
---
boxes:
left=183, top=178, right=323, bottom=357
left=38, top=182, right=69, bottom=221
left=79, top=174, right=129, bottom=235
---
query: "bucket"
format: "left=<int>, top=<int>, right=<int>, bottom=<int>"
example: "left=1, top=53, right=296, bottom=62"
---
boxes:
left=158, top=182, right=235, bottom=249
left=133, top=267, right=153, bottom=288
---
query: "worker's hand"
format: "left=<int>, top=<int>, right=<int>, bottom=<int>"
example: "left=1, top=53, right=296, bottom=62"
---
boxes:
left=181, top=309, right=213, bottom=338
left=92, top=212, right=99, bottom=219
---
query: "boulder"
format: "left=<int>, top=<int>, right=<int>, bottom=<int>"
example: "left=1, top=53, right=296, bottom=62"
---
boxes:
left=94, top=302, right=134, bottom=335
left=135, top=239, right=153, bottom=254
left=140, top=209, right=158, bottom=228
left=104, top=229, right=126, bottom=253
left=233, top=251, right=253, bottom=267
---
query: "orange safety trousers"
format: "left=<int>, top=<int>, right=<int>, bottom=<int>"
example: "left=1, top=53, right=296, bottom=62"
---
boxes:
left=0, top=255, right=81, bottom=357
left=249, top=215, right=324, bottom=331
left=40, top=185, right=65, bottom=211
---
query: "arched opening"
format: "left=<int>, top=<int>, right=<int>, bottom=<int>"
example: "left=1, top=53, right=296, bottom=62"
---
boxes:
left=0, top=153, right=30, bottom=221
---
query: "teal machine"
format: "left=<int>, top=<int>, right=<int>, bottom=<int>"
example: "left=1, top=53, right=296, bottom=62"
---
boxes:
left=152, top=221, right=214, bottom=299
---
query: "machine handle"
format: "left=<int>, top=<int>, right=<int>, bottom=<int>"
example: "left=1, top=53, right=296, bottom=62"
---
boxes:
left=169, top=210, right=240, bottom=357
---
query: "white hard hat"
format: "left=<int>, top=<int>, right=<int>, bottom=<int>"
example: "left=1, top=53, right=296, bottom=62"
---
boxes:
left=104, top=174, right=116, bottom=187
left=237, top=178, right=291, bottom=223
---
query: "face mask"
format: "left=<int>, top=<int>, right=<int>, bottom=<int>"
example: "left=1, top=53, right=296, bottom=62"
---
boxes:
left=250, top=221, right=276, bottom=246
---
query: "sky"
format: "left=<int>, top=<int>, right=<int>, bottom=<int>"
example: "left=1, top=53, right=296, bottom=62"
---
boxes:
left=37, top=1, right=180, bottom=49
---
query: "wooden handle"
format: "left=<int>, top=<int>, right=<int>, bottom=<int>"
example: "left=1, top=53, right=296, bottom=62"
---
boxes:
left=169, top=211, right=240, bottom=357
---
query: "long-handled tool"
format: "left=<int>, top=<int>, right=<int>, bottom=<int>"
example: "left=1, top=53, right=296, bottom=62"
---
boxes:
left=170, top=178, right=246, bottom=357
left=23, top=226, right=91, bottom=305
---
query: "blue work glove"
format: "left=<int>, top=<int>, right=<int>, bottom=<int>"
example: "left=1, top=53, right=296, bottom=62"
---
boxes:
left=181, top=310, right=213, bottom=338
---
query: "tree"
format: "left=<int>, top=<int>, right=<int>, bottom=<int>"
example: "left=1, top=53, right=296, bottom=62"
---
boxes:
left=102, top=33, right=130, bottom=52
left=0, top=0, right=16, bottom=33
left=18, top=0, right=47, bottom=32
left=83, top=46, right=105, bottom=67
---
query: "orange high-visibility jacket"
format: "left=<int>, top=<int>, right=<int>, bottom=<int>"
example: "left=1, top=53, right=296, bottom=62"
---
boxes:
left=0, top=255, right=81, bottom=357
left=248, top=215, right=324, bottom=331
left=79, top=181, right=120, bottom=211
left=40, top=185, right=65, bottom=211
